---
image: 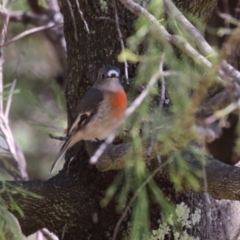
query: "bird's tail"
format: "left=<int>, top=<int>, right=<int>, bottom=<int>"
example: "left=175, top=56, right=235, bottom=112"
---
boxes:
left=50, top=137, right=71, bottom=174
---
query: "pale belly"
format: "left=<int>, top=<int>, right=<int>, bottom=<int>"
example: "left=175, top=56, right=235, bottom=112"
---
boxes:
left=81, top=116, right=120, bottom=141
left=81, top=93, right=124, bottom=141
left=70, top=106, right=122, bottom=145
left=69, top=92, right=126, bottom=146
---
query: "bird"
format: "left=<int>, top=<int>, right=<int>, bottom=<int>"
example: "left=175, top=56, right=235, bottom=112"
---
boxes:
left=50, top=65, right=127, bottom=173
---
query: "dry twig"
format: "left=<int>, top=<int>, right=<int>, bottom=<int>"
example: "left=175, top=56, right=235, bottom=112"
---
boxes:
left=113, top=0, right=129, bottom=83
left=0, top=23, right=63, bottom=48
left=66, top=0, right=78, bottom=41
left=163, top=0, right=217, bottom=58
left=75, top=0, right=89, bottom=33
left=0, top=6, right=28, bottom=180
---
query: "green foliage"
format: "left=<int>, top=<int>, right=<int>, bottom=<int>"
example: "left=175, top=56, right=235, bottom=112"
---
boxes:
left=103, top=0, right=219, bottom=238
left=0, top=182, right=42, bottom=239
left=4, top=33, right=66, bottom=177
left=0, top=206, right=22, bottom=240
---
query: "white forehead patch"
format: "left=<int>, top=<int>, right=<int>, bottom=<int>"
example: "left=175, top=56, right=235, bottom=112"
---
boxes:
left=107, top=69, right=119, bottom=78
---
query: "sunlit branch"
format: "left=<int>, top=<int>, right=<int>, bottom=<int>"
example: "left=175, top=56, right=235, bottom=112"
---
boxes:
left=163, top=0, right=216, bottom=58
left=75, top=0, right=90, bottom=33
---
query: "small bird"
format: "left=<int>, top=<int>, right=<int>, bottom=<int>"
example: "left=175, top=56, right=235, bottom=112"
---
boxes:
left=50, top=65, right=127, bottom=173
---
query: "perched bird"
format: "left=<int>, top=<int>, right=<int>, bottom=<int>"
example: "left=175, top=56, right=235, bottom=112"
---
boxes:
left=50, top=65, right=127, bottom=173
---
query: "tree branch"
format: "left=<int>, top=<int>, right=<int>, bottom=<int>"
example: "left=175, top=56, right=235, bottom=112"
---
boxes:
left=163, top=0, right=217, bottom=56
left=119, top=0, right=240, bottom=115
left=2, top=146, right=240, bottom=237
left=1, top=23, right=62, bottom=48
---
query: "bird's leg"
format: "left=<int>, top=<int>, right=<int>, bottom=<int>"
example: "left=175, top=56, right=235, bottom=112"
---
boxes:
left=49, top=133, right=68, bottom=141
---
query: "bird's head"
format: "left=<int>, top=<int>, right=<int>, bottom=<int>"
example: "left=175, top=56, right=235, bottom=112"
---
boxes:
left=95, top=66, right=122, bottom=91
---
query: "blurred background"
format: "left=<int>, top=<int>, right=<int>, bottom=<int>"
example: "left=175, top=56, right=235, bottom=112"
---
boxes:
left=1, top=0, right=240, bottom=239
left=2, top=0, right=66, bottom=181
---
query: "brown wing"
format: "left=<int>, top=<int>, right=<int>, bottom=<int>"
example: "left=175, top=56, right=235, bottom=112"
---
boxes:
left=50, top=87, right=104, bottom=174
left=68, top=86, right=104, bottom=136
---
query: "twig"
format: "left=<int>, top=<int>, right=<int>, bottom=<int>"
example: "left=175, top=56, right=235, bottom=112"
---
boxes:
left=125, top=72, right=160, bottom=117
left=61, top=223, right=67, bottom=240
left=36, top=231, right=43, bottom=240
left=41, top=228, right=59, bottom=240
left=113, top=0, right=129, bottom=83
left=159, top=55, right=166, bottom=108
left=204, top=101, right=239, bottom=124
left=0, top=113, right=28, bottom=179
left=195, top=125, right=222, bottom=143
left=1, top=23, right=63, bottom=48
left=163, top=0, right=240, bottom=89
left=218, top=12, right=240, bottom=27
left=219, top=60, right=240, bottom=84
left=119, top=0, right=240, bottom=85
left=66, top=0, right=78, bottom=41
left=163, top=0, right=217, bottom=58
left=5, top=78, right=17, bottom=119
left=75, top=0, right=89, bottom=33
left=119, top=0, right=212, bottom=70
left=0, top=6, right=9, bottom=114
left=147, top=134, right=155, bottom=158
left=90, top=134, right=116, bottom=164
left=112, top=158, right=171, bottom=240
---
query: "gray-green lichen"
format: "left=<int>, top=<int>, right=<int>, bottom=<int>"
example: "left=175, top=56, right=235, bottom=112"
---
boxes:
left=151, top=202, right=201, bottom=240
left=151, top=222, right=170, bottom=240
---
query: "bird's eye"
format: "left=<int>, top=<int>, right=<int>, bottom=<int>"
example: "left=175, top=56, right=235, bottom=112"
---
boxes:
left=101, top=73, right=105, bottom=79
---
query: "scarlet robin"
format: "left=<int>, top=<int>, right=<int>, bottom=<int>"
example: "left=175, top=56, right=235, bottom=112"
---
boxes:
left=50, top=65, right=127, bottom=173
